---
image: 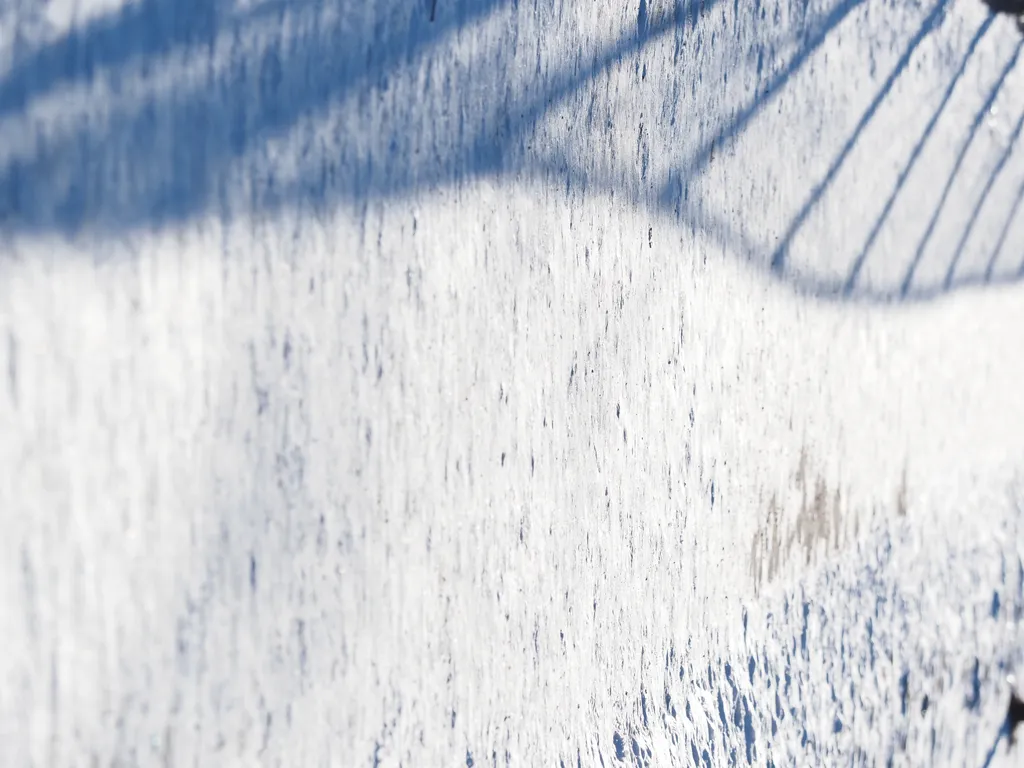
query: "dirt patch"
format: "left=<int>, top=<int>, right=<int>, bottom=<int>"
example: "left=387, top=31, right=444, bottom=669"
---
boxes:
left=748, top=447, right=908, bottom=594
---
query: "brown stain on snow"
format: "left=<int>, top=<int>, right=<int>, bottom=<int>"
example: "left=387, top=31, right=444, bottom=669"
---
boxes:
left=748, top=447, right=909, bottom=594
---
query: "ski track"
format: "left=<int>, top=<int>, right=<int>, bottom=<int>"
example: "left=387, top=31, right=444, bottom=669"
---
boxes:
left=1, top=0, right=1024, bottom=765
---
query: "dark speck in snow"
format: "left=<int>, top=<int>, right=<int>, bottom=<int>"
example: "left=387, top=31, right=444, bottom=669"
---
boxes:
left=966, top=658, right=980, bottom=710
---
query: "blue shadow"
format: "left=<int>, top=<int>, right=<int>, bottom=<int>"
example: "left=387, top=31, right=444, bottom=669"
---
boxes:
left=0, top=0, right=1019, bottom=303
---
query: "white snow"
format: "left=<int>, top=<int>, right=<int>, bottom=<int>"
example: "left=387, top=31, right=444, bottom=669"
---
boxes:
left=1, top=0, right=1024, bottom=765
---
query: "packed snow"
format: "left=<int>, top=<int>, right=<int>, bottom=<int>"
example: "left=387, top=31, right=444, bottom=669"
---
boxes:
left=2, top=0, right=1024, bottom=765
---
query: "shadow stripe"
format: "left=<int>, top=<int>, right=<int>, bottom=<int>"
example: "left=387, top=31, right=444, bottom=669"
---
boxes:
left=843, top=15, right=993, bottom=293
left=944, top=102, right=1024, bottom=289
left=900, top=37, right=1024, bottom=296
left=768, top=0, right=949, bottom=277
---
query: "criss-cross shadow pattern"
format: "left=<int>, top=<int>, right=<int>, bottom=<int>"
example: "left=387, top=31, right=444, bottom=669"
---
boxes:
left=0, top=0, right=1020, bottom=302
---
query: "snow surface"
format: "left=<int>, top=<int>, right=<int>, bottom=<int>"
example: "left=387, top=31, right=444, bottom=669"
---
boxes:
left=2, top=0, right=1024, bottom=765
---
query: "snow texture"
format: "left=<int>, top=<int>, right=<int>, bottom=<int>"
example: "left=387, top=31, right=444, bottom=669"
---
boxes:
left=1, top=0, right=1024, bottom=765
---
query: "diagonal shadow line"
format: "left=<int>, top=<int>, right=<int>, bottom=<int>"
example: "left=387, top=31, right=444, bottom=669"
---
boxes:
left=270, top=0, right=724, bottom=206
left=979, top=720, right=1010, bottom=768
left=843, top=15, right=993, bottom=293
left=900, top=39, right=1024, bottom=297
left=509, top=0, right=870, bottom=226
left=764, top=0, right=948, bottom=278
left=460, top=0, right=724, bottom=181
left=985, top=179, right=1024, bottom=280
left=673, top=0, right=868, bottom=183
left=943, top=102, right=1024, bottom=290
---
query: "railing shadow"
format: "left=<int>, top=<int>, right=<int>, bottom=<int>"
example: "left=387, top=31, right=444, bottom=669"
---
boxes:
left=0, top=0, right=1020, bottom=303
left=896, top=31, right=1024, bottom=299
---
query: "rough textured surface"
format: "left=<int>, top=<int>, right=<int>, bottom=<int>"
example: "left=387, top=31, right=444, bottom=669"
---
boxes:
left=2, top=0, right=1024, bottom=765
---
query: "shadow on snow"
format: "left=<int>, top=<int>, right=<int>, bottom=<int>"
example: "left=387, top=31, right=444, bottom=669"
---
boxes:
left=0, top=0, right=1020, bottom=302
